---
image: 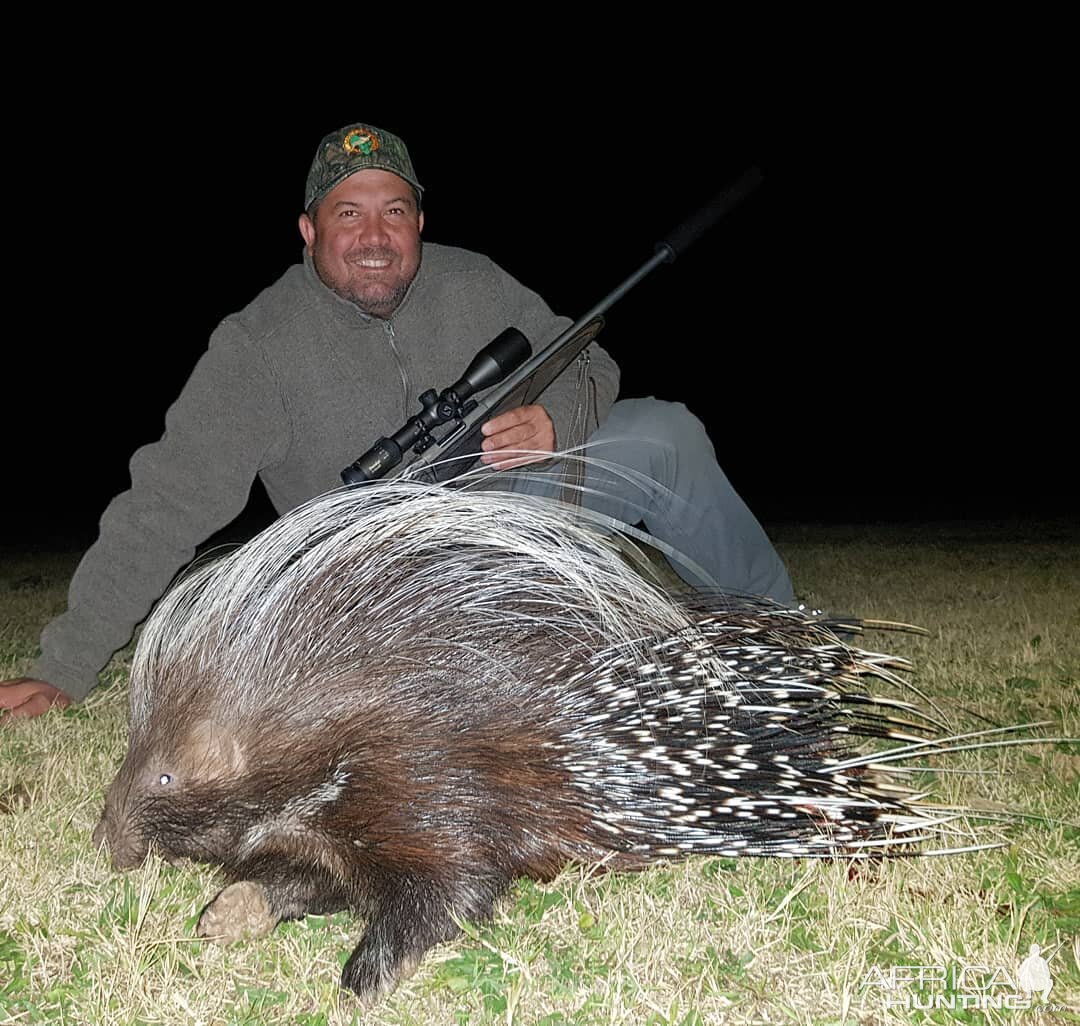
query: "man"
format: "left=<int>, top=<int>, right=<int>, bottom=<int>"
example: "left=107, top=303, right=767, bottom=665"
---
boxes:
left=1, top=123, right=794, bottom=719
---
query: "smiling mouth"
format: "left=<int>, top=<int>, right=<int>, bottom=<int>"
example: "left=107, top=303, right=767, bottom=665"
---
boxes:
left=349, top=249, right=396, bottom=270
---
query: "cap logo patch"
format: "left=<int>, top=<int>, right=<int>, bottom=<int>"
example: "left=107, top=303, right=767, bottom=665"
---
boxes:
left=343, top=129, right=380, bottom=156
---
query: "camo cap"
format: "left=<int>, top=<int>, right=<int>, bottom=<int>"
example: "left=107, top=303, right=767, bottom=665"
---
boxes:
left=304, top=123, right=424, bottom=211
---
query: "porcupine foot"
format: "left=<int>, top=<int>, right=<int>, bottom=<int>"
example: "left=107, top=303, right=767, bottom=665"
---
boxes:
left=340, top=872, right=494, bottom=1005
left=197, top=881, right=279, bottom=943
left=342, top=942, right=423, bottom=1009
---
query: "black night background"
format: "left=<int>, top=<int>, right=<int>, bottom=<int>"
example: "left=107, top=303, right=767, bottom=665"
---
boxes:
left=6, top=78, right=1074, bottom=552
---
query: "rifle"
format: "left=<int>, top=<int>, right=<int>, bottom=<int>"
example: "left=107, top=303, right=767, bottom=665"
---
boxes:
left=341, top=167, right=763, bottom=486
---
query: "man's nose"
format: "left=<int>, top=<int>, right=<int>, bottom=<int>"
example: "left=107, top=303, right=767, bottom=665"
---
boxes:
left=357, top=215, right=390, bottom=245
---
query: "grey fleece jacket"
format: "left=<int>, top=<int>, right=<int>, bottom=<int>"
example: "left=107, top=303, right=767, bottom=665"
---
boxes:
left=33, top=243, right=620, bottom=700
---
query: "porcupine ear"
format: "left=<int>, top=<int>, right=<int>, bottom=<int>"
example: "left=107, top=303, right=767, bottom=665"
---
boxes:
left=179, top=719, right=247, bottom=781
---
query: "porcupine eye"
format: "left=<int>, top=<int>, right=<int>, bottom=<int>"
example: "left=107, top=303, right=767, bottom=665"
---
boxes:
left=158, top=774, right=173, bottom=786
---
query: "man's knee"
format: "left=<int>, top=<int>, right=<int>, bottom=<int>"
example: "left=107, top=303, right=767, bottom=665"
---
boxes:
left=601, top=398, right=716, bottom=463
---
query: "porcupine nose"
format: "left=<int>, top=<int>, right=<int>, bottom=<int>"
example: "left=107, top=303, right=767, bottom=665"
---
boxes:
left=108, top=834, right=150, bottom=870
left=92, top=810, right=150, bottom=869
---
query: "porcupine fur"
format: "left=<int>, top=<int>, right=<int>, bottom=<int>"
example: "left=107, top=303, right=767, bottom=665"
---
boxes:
left=95, top=478, right=967, bottom=1004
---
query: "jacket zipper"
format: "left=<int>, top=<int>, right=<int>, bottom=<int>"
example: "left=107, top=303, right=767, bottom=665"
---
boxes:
left=383, top=321, right=412, bottom=420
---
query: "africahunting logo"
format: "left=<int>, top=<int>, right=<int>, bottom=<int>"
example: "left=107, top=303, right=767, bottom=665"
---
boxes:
left=858, top=944, right=1065, bottom=1012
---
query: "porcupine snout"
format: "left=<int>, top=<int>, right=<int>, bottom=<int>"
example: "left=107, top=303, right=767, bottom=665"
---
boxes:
left=93, top=759, right=153, bottom=870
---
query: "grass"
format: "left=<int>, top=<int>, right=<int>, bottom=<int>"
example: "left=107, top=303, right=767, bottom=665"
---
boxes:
left=2, top=521, right=1078, bottom=1025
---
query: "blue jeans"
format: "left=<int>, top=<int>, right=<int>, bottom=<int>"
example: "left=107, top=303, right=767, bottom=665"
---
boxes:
left=501, top=398, right=795, bottom=604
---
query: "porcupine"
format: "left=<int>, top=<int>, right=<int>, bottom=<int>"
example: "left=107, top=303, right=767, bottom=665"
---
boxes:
left=95, top=478, right=969, bottom=1005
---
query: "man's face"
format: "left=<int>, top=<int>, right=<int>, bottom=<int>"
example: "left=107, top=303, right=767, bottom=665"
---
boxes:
left=299, top=169, right=424, bottom=318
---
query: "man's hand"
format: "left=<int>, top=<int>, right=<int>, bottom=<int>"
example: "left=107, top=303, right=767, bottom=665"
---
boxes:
left=480, top=405, right=556, bottom=470
left=0, top=678, right=73, bottom=721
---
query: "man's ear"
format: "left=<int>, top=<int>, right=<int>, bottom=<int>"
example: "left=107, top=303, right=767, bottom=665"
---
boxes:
left=299, top=212, right=316, bottom=251
left=418, top=211, right=424, bottom=235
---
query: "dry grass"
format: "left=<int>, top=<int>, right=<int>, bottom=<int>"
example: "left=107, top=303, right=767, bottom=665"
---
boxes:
left=2, top=521, right=1078, bottom=1024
